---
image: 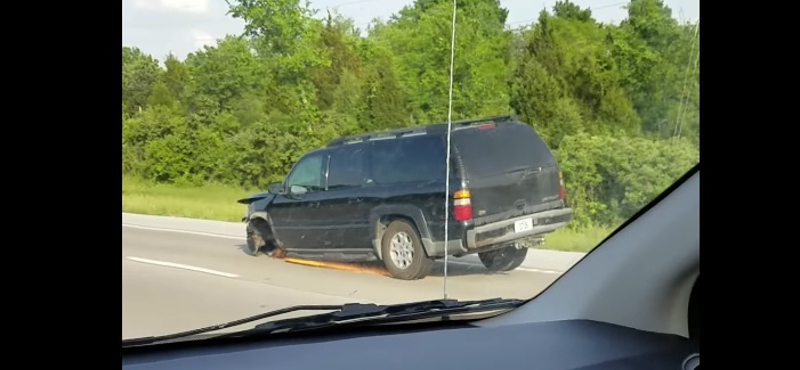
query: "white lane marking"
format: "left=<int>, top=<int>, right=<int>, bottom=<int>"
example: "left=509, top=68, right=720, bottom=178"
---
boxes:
left=122, top=224, right=563, bottom=275
left=517, top=267, right=561, bottom=274
left=122, top=224, right=246, bottom=241
left=445, top=260, right=561, bottom=274
left=125, top=256, right=240, bottom=278
left=519, top=268, right=561, bottom=274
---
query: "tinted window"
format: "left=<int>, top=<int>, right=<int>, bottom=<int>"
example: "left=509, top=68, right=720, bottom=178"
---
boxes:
left=327, top=144, right=366, bottom=189
left=452, top=123, right=555, bottom=178
left=286, top=154, right=323, bottom=191
left=371, top=135, right=446, bottom=184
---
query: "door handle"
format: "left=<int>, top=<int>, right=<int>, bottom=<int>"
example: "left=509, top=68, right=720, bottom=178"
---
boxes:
left=310, top=202, right=320, bottom=207
left=348, top=198, right=363, bottom=204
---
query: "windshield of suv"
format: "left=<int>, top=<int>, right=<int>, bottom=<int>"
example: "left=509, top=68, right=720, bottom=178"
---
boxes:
left=122, top=0, right=699, bottom=340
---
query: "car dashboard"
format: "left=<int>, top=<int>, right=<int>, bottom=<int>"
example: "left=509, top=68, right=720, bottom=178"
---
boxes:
left=122, top=319, right=699, bottom=370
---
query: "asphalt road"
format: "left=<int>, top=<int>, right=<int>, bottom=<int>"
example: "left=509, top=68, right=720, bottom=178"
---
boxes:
left=122, top=225, right=562, bottom=339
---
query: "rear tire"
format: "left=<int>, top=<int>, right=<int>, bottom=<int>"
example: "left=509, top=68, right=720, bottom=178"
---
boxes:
left=478, top=245, right=528, bottom=272
left=380, top=220, right=433, bottom=280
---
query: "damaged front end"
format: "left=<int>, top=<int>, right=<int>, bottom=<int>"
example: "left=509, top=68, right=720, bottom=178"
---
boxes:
left=245, top=214, right=286, bottom=259
left=239, top=191, right=285, bottom=258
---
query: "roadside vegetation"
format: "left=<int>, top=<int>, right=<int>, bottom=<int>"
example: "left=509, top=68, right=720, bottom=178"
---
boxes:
left=123, top=176, right=254, bottom=222
left=122, top=0, right=699, bottom=253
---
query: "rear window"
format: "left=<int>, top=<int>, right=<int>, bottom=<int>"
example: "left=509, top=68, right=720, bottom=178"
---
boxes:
left=371, top=135, right=446, bottom=184
left=327, top=144, right=367, bottom=190
left=452, top=122, right=555, bottom=178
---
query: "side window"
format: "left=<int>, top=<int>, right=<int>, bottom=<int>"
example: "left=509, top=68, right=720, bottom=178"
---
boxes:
left=286, top=154, right=323, bottom=191
left=371, top=136, right=446, bottom=184
left=327, top=145, right=366, bottom=190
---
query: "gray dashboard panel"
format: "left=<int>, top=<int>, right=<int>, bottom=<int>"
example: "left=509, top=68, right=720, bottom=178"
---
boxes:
left=122, top=319, right=698, bottom=370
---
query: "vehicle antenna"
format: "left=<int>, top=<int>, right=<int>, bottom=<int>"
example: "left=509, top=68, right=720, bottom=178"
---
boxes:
left=443, top=0, right=458, bottom=299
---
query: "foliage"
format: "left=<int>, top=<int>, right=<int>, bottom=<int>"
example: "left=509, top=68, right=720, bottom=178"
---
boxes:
left=122, top=0, right=699, bottom=229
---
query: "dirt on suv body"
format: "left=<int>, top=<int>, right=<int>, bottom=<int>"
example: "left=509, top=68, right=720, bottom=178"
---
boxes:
left=238, top=114, right=573, bottom=280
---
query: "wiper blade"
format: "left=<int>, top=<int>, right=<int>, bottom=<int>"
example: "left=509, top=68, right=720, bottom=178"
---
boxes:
left=122, top=304, right=344, bottom=348
left=230, top=297, right=522, bottom=336
left=122, top=298, right=523, bottom=347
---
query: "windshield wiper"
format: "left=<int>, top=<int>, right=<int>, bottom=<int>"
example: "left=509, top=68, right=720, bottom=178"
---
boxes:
left=122, top=298, right=523, bottom=348
left=246, top=297, right=523, bottom=334
left=122, top=304, right=344, bottom=348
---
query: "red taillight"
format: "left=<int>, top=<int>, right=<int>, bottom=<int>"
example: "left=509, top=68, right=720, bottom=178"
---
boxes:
left=453, top=189, right=472, bottom=221
left=558, top=171, right=565, bottom=199
left=477, top=123, right=496, bottom=130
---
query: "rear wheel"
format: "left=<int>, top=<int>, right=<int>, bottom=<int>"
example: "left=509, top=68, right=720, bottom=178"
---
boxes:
left=380, top=220, right=433, bottom=280
left=478, top=245, right=528, bottom=272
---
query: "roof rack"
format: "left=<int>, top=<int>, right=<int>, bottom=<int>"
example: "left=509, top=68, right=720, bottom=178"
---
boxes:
left=447, top=113, right=517, bottom=127
left=326, top=126, right=430, bottom=147
left=326, top=113, right=519, bottom=147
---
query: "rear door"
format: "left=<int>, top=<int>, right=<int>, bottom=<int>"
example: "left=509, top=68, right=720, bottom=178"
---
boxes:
left=361, top=135, right=449, bottom=237
left=451, top=122, right=563, bottom=223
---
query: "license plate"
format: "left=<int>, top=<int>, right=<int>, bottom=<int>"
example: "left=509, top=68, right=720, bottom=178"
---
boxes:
left=514, top=218, right=534, bottom=233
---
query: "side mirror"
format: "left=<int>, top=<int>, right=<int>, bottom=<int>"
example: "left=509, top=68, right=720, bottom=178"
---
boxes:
left=289, top=185, right=308, bottom=196
left=267, top=182, right=284, bottom=194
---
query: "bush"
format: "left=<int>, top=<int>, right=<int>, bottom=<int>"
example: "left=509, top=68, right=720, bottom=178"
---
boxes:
left=555, top=133, right=698, bottom=229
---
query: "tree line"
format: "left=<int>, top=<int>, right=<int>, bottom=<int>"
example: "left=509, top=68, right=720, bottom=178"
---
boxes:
left=122, top=0, right=700, bottom=229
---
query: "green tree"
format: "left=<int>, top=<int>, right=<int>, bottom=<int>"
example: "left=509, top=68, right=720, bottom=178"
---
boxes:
left=184, top=36, right=267, bottom=112
left=122, top=47, right=162, bottom=115
left=510, top=4, right=640, bottom=148
left=121, top=0, right=700, bottom=228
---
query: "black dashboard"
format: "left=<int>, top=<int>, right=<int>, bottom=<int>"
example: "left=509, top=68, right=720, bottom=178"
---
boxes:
left=122, top=319, right=699, bottom=370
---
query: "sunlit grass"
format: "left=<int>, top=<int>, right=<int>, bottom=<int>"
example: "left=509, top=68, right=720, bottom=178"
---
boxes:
left=122, top=176, right=611, bottom=252
left=541, top=226, right=616, bottom=253
left=122, top=176, right=256, bottom=222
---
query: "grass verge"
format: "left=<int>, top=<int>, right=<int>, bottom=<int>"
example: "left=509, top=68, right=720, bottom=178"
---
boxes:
left=123, top=176, right=256, bottom=222
left=122, top=176, right=613, bottom=252
left=541, top=226, right=616, bottom=253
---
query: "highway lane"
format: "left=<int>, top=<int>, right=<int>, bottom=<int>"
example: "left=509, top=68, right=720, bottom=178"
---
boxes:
left=122, top=225, right=562, bottom=339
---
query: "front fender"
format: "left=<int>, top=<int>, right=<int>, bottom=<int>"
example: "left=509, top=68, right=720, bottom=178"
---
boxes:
left=242, top=192, right=276, bottom=221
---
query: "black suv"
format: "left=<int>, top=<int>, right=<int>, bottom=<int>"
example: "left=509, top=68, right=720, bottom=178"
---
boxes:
left=238, top=114, right=573, bottom=280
